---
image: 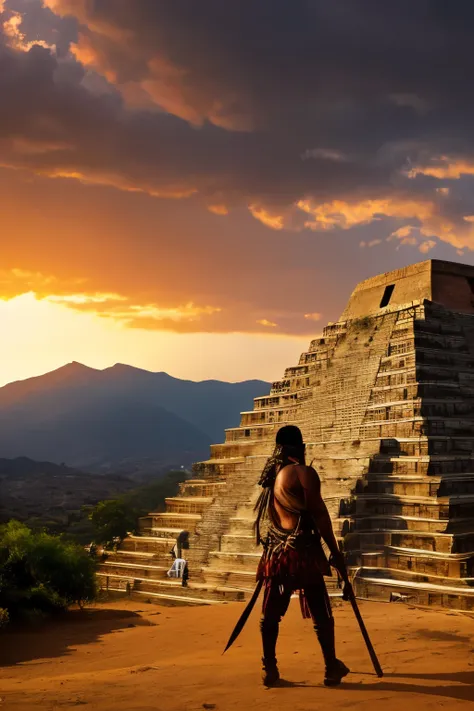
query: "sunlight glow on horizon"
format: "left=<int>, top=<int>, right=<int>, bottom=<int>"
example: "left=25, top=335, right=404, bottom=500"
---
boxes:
left=0, top=293, right=311, bottom=387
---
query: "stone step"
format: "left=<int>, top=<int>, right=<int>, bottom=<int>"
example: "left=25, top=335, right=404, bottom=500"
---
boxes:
left=165, top=497, right=213, bottom=515
left=147, top=527, right=190, bottom=539
left=208, top=550, right=261, bottom=571
left=120, top=536, right=177, bottom=554
left=139, top=513, right=202, bottom=535
left=179, top=481, right=227, bottom=497
left=362, top=479, right=440, bottom=497
left=149, top=512, right=202, bottom=522
left=439, top=479, right=474, bottom=496
left=125, top=535, right=176, bottom=548
left=370, top=461, right=474, bottom=477
left=220, top=534, right=259, bottom=554
left=133, top=590, right=220, bottom=605
left=99, top=561, right=169, bottom=579
left=133, top=577, right=246, bottom=602
left=202, top=568, right=256, bottom=589
left=345, top=529, right=455, bottom=554
left=97, top=574, right=221, bottom=605
left=352, top=514, right=449, bottom=534
left=227, top=517, right=255, bottom=535
left=102, top=551, right=169, bottom=569
left=145, top=514, right=202, bottom=534
left=354, top=564, right=474, bottom=589
left=108, top=550, right=156, bottom=561
left=355, top=491, right=447, bottom=504
left=356, top=550, right=471, bottom=580
left=354, top=496, right=449, bottom=520
left=352, top=573, right=474, bottom=611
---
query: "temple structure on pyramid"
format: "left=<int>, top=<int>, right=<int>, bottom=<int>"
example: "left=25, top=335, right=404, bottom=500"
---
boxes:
left=98, top=259, right=474, bottom=610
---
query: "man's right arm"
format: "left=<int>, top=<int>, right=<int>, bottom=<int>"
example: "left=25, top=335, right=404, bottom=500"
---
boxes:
left=297, top=465, right=348, bottom=579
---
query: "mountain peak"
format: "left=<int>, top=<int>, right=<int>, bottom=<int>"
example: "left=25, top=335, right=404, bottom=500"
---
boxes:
left=46, top=361, right=99, bottom=381
left=63, top=361, right=96, bottom=372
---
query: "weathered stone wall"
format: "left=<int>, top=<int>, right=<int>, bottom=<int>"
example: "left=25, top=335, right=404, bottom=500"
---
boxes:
left=342, top=259, right=474, bottom=320
left=341, top=262, right=432, bottom=320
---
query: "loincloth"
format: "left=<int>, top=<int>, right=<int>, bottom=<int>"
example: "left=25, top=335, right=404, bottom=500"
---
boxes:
left=256, top=524, right=331, bottom=619
left=257, top=523, right=330, bottom=586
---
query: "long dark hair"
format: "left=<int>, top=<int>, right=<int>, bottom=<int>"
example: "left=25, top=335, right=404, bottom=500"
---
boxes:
left=253, top=426, right=305, bottom=544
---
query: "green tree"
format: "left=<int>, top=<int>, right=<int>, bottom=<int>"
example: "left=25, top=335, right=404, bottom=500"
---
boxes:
left=89, top=470, right=184, bottom=546
left=89, top=499, right=138, bottom=547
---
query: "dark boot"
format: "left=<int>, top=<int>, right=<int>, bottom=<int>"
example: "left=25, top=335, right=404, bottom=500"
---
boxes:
left=324, top=659, right=350, bottom=687
left=260, top=616, right=281, bottom=686
left=315, top=618, right=350, bottom=687
left=261, top=657, right=280, bottom=687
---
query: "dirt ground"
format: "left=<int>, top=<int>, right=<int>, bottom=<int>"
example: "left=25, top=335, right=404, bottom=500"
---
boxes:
left=1, top=597, right=474, bottom=710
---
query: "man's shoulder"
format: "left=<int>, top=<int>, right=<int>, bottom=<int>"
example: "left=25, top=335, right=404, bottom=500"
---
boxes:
left=277, top=462, right=299, bottom=477
left=295, top=463, right=318, bottom=474
left=278, top=463, right=319, bottom=479
left=294, top=464, right=321, bottom=483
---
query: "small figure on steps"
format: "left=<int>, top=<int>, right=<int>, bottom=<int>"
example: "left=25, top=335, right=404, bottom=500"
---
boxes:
left=182, top=561, right=189, bottom=587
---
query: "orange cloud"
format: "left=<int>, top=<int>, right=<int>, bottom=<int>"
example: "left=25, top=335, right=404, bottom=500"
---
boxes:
left=304, top=312, right=321, bottom=321
left=359, top=239, right=382, bottom=248
left=419, top=239, right=436, bottom=254
left=30, top=167, right=197, bottom=200
left=248, top=205, right=285, bottom=230
left=47, top=292, right=128, bottom=305
left=297, top=198, right=433, bottom=231
left=388, top=225, right=419, bottom=246
left=256, top=319, right=278, bottom=328
left=292, top=196, right=474, bottom=252
left=407, top=156, right=474, bottom=180
left=2, top=10, right=53, bottom=52
left=0, top=268, right=77, bottom=299
left=70, top=32, right=118, bottom=83
left=208, top=204, right=229, bottom=216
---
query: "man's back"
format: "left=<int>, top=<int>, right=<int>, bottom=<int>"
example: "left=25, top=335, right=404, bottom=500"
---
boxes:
left=273, top=462, right=317, bottom=530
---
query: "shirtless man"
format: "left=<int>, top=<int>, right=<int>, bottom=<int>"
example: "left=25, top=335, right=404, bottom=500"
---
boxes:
left=254, top=425, right=350, bottom=687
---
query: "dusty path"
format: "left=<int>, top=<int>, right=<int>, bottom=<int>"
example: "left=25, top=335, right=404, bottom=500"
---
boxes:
left=1, top=598, right=474, bottom=710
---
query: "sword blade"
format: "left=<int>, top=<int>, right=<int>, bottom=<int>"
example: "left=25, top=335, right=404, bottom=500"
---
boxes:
left=223, top=580, right=263, bottom=654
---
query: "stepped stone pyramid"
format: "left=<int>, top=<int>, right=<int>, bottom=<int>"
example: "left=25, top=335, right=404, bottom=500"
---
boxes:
left=98, top=259, right=474, bottom=610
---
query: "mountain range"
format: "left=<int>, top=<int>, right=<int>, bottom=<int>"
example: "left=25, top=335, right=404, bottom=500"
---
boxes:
left=0, top=363, right=270, bottom=472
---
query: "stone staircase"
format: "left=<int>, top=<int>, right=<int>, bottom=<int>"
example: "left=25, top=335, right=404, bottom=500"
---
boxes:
left=344, top=302, right=474, bottom=610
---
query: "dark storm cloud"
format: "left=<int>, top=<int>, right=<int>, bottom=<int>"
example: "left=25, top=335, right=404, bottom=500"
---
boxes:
left=45, top=1, right=474, bottom=131
left=3, top=0, right=474, bottom=248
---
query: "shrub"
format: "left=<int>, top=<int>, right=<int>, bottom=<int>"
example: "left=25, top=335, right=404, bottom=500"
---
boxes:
left=0, top=521, right=97, bottom=624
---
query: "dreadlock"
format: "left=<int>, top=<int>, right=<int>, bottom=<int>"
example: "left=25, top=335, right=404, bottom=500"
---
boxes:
left=254, top=426, right=305, bottom=544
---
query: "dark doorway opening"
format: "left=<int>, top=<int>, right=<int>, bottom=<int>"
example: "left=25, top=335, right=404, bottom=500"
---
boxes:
left=380, top=284, right=395, bottom=308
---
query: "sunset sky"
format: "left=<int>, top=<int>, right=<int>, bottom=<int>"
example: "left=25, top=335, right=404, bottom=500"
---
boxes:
left=2, top=1, right=474, bottom=387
